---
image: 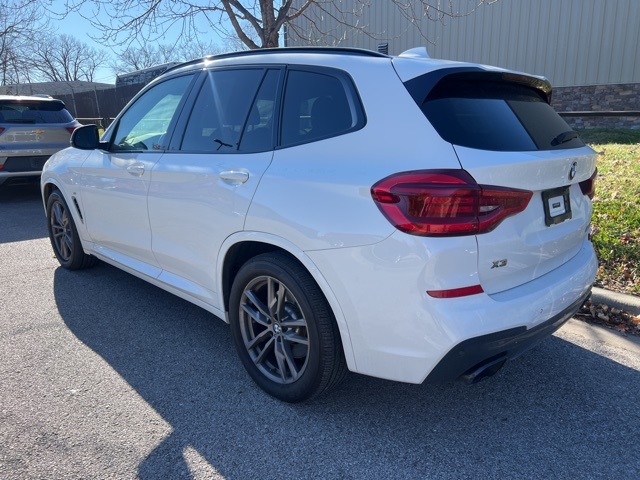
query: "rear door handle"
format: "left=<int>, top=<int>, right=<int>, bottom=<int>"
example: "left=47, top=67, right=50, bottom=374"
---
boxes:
left=220, top=170, right=249, bottom=185
left=127, top=163, right=145, bottom=177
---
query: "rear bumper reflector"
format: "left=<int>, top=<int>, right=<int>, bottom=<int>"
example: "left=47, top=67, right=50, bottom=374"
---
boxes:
left=427, top=284, right=484, bottom=298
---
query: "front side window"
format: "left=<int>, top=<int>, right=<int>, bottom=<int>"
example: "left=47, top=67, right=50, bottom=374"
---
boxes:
left=111, top=74, right=194, bottom=152
left=180, top=69, right=266, bottom=153
left=280, top=69, right=363, bottom=147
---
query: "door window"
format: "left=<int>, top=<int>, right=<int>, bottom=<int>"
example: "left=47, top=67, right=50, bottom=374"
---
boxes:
left=180, top=69, right=267, bottom=153
left=238, top=69, right=280, bottom=152
left=111, top=74, right=194, bottom=152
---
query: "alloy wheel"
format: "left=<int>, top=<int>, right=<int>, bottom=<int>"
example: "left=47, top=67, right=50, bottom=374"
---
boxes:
left=239, top=275, right=310, bottom=384
left=50, top=200, right=73, bottom=261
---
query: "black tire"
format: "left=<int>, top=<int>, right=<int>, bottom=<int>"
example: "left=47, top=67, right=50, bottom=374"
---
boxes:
left=229, top=252, right=347, bottom=402
left=46, top=190, right=97, bottom=270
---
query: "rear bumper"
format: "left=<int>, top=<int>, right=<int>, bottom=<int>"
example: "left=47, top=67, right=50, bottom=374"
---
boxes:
left=425, top=288, right=591, bottom=383
left=0, top=170, right=42, bottom=185
left=308, top=235, right=597, bottom=384
left=0, top=155, right=50, bottom=172
left=0, top=154, right=53, bottom=185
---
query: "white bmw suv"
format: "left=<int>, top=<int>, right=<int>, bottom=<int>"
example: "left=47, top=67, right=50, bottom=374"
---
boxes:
left=41, top=47, right=597, bottom=402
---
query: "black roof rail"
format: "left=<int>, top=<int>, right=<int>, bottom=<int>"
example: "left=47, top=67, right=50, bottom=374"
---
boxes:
left=164, top=47, right=389, bottom=75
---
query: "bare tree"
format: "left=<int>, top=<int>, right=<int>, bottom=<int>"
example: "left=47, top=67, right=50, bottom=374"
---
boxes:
left=110, top=39, right=223, bottom=75
left=56, top=1, right=497, bottom=51
left=109, top=44, right=173, bottom=74
left=28, top=34, right=111, bottom=82
left=0, top=1, right=50, bottom=85
left=174, top=38, right=225, bottom=62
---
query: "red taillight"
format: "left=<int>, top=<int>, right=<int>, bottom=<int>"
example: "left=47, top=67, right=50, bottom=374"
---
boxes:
left=66, top=126, right=79, bottom=135
left=371, top=169, right=533, bottom=237
left=0, top=127, right=4, bottom=135
left=427, top=285, right=484, bottom=298
left=579, top=168, right=597, bottom=199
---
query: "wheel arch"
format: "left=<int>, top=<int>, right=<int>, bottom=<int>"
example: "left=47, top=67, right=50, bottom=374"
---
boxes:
left=218, top=233, right=357, bottom=372
left=41, top=179, right=62, bottom=210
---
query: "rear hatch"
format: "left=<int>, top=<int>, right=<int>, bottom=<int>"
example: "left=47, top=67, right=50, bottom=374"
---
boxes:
left=402, top=68, right=597, bottom=294
left=0, top=98, right=75, bottom=143
left=0, top=97, right=76, bottom=172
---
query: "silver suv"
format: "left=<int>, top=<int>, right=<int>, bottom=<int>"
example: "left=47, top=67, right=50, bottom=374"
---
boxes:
left=0, top=95, right=80, bottom=186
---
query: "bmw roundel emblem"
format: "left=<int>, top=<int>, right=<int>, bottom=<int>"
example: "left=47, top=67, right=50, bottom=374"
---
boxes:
left=569, top=162, right=577, bottom=180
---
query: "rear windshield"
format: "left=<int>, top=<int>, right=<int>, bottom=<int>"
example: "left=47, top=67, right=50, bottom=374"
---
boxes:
left=418, top=79, right=584, bottom=151
left=0, top=100, right=74, bottom=124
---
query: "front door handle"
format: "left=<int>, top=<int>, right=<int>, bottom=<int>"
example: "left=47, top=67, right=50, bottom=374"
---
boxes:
left=127, top=163, right=145, bottom=177
left=220, top=170, right=249, bottom=185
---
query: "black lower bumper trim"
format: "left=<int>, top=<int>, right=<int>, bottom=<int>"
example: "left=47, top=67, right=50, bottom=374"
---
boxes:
left=2, top=156, right=50, bottom=172
left=425, top=289, right=592, bottom=383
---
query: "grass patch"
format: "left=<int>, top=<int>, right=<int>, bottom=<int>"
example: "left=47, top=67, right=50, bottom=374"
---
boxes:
left=578, top=129, right=640, bottom=295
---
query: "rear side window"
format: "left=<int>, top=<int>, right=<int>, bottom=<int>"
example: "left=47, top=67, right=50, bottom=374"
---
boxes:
left=0, top=100, right=73, bottom=124
left=280, top=69, right=364, bottom=147
left=420, top=80, right=584, bottom=151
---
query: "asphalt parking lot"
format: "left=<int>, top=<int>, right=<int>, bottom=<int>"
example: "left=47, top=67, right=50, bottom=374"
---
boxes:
left=1, top=182, right=639, bottom=479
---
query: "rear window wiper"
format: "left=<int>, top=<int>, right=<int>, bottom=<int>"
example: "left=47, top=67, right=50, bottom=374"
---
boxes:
left=552, top=130, right=578, bottom=146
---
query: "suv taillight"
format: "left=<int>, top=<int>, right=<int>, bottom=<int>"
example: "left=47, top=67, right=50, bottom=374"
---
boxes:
left=66, top=126, right=79, bottom=135
left=579, top=168, right=597, bottom=199
left=371, top=170, right=533, bottom=237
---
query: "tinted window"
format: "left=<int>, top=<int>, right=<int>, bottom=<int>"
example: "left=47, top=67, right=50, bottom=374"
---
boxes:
left=181, top=69, right=265, bottom=153
left=111, top=74, right=194, bottom=152
left=238, top=70, right=280, bottom=152
left=421, top=80, right=584, bottom=151
left=0, top=100, right=73, bottom=124
left=281, top=70, right=360, bottom=147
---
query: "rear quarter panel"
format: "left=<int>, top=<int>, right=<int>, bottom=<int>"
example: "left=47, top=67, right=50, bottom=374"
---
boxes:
left=245, top=60, right=462, bottom=251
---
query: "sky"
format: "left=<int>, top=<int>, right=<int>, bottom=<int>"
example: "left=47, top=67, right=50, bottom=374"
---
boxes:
left=52, top=7, right=227, bottom=85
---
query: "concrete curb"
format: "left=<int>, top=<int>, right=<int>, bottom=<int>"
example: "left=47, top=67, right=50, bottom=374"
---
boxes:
left=590, top=286, right=640, bottom=316
left=563, top=318, right=640, bottom=350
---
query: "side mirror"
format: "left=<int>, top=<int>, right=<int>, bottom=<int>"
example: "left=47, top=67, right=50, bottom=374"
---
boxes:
left=71, top=124, right=100, bottom=150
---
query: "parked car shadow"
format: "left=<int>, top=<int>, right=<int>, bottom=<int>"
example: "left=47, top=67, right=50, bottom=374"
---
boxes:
left=0, top=182, right=47, bottom=243
left=53, top=263, right=640, bottom=478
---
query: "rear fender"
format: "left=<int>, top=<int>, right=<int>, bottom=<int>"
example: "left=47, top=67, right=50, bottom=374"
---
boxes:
left=217, top=231, right=357, bottom=372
